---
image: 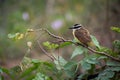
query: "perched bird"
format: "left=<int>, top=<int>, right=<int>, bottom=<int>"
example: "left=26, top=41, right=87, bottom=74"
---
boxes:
left=69, top=24, right=94, bottom=47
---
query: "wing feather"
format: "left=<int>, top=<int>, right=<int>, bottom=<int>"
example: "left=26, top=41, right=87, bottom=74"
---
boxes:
left=75, top=27, right=91, bottom=46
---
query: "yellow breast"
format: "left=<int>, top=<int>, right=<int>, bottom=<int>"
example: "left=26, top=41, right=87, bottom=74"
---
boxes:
left=72, top=29, right=80, bottom=42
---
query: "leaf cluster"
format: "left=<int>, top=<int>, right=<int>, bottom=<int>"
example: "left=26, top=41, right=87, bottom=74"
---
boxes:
left=2, top=27, right=120, bottom=80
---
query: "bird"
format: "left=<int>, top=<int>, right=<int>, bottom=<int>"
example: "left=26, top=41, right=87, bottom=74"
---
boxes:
left=69, top=24, right=94, bottom=47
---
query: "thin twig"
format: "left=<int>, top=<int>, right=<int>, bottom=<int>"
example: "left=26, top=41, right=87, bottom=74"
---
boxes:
left=34, top=28, right=71, bottom=42
left=37, top=40, right=55, bottom=61
left=44, top=29, right=66, bottom=41
left=87, top=47, right=120, bottom=62
left=42, top=29, right=120, bottom=62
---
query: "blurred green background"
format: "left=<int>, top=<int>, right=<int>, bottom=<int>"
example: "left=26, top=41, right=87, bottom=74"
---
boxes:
left=0, top=0, right=120, bottom=68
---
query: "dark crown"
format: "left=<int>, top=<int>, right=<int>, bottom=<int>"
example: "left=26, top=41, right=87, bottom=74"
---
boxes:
left=73, top=24, right=82, bottom=28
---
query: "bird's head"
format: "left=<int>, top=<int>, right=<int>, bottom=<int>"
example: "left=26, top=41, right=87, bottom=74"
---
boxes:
left=69, top=24, right=82, bottom=29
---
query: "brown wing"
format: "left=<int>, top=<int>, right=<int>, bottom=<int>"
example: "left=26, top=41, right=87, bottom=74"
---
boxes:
left=75, top=27, right=91, bottom=46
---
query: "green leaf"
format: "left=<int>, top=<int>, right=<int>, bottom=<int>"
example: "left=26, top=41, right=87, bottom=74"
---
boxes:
left=43, top=41, right=51, bottom=49
left=32, top=72, right=51, bottom=80
left=107, top=61, right=120, bottom=67
left=97, top=70, right=115, bottom=80
left=80, top=60, right=91, bottom=70
left=97, top=47, right=113, bottom=56
left=97, top=55, right=107, bottom=60
left=32, top=59, right=41, bottom=64
left=43, top=41, right=59, bottom=49
left=0, top=67, right=14, bottom=79
left=20, top=65, right=38, bottom=78
left=0, top=68, right=3, bottom=73
left=0, top=67, right=10, bottom=75
left=0, top=75, right=4, bottom=80
left=105, top=70, right=115, bottom=78
left=85, top=58, right=98, bottom=64
left=64, top=61, right=77, bottom=70
left=43, top=62, right=57, bottom=72
left=107, top=66, right=120, bottom=72
left=113, top=40, right=120, bottom=49
left=25, top=75, right=35, bottom=80
left=8, top=33, right=16, bottom=38
left=43, top=41, right=50, bottom=46
left=77, top=73, right=86, bottom=80
left=54, top=56, right=67, bottom=70
left=51, top=43, right=59, bottom=49
left=8, top=33, right=24, bottom=40
left=71, top=46, right=84, bottom=59
left=21, top=57, right=32, bottom=67
left=10, top=66, right=22, bottom=74
left=90, top=35, right=100, bottom=48
left=59, top=42, right=72, bottom=48
left=8, top=34, right=15, bottom=38
left=84, top=54, right=98, bottom=64
left=64, top=61, right=78, bottom=77
left=111, top=26, right=120, bottom=33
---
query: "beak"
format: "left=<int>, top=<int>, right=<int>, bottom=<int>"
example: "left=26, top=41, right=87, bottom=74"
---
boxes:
left=69, top=27, right=74, bottom=29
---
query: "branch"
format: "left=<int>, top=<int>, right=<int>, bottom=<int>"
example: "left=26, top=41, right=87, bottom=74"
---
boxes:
left=43, top=29, right=69, bottom=42
left=37, top=40, right=55, bottom=61
left=87, top=47, right=120, bottom=62
left=35, top=28, right=71, bottom=42
left=42, top=29, right=120, bottom=62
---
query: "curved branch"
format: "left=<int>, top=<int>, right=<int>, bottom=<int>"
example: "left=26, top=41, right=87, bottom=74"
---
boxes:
left=37, top=40, right=55, bottom=61
left=42, top=29, right=120, bottom=62
left=87, top=47, right=120, bottom=62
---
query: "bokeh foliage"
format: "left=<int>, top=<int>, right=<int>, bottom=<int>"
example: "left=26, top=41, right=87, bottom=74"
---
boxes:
left=0, top=0, right=120, bottom=74
left=1, top=27, right=120, bottom=80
